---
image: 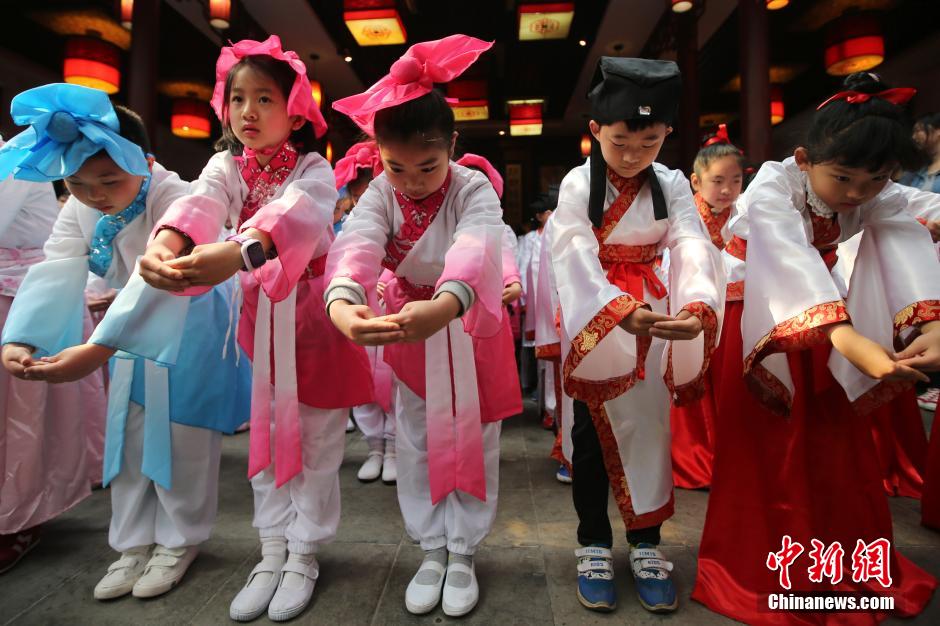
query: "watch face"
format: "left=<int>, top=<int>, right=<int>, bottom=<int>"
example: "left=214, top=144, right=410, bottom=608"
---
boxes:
left=246, top=241, right=267, bottom=268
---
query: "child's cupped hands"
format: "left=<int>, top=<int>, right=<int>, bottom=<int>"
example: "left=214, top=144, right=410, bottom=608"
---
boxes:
left=22, top=344, right=116, bottom=384
left=2, top=343, right=37, bottom=379
left=330, top=300, right=404, bottom=346
left=165, top=241, right=244, bottom=287
left=894, top=321, right=940, bottom=372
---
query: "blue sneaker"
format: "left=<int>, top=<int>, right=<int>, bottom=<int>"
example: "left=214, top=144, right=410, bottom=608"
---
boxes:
left=555, top=465, right=572, bottom=484
left=629, top=543, right=677, bottom=613
left=575, top=545, right=616, bottom=611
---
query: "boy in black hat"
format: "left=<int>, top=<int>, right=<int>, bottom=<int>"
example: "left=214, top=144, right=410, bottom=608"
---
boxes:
left=546, top=57, right=725, bottom=613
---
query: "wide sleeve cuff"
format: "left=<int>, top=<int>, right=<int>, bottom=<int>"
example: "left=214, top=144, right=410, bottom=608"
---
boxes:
left=434, top=279, right=475, bottom=318
left=664, top=301, right=720, bottom=406
left=744, top=300, right=849, bottom=375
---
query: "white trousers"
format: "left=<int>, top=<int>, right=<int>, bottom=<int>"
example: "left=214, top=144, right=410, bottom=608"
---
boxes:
left=250, top=404, right=346, bottom=554
left=539, top=360, right=556, bottom=413
left=395, top=382, right=501, bottom=556
left=352, top=402, right=395, bottom=447
left=109, top=402, right=222, bottom=551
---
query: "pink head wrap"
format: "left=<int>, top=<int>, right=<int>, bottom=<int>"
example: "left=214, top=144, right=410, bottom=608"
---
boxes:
left=332, top=34, right=493, bottom=136
left=334, top=140, right=383, bottom=190
left=456, top=153, right=503, bottom=199
left=210, top=35, right=328, bottom=138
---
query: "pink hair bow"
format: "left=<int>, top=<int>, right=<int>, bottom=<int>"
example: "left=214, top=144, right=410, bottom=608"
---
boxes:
left=456, top=153, right=503, bottom=199
left=332, top=34, right=493, bottom=135
left=334, top=140, right=383, bottom=190
left=816, top=87, right=916, bottom=111
left=211, top=35, right=328, bottom=138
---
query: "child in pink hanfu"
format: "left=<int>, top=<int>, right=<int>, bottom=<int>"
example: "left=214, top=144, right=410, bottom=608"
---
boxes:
left=135, top=37, right=372, bottom=622
left=0, top=140, right=107, bottom=573
left=335, top=141, right=399, bottom=483
left=327, top=35, right=520, bottom=617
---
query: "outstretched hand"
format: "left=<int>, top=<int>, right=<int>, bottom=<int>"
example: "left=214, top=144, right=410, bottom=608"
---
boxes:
left=23, top=344, right=116, bottom=384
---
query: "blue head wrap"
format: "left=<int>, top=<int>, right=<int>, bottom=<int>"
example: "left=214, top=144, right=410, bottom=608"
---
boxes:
left=0, top=83, right=150, bottom=181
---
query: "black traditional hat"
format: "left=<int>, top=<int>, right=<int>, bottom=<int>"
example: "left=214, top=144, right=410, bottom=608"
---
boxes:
left=586, top=57, right=681, bottom=227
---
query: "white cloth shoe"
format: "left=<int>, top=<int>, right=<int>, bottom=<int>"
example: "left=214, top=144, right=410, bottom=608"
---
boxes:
left=382, top=440, right=397, bottom=484
left=442, top=553, right=479, bottom=617
left=405, top=548, right=447, bottom=614
left=230, top=539, right=287, bottom=622
left=267, top=553, right=319, bottom=622
left=132, top=544, right=199, bottom=598
left=346, top=416, right=356, bottom=432
left=358, top=444, right=384, bottom=482
left=93, top=545, right=152, bottom=600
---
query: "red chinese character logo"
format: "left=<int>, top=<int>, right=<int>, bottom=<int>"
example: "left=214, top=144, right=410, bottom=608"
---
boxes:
left=767, top=535, right=805, bottom=590
left=807, top=539, right=845, bottom=584
left=851, top=538, right=893, bottom=588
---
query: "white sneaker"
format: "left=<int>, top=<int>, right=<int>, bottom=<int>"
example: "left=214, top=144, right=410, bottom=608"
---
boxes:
left=93, top=545, right=152, bottom=600
left=405, top=548, right=447, bottom=614
left=230, top=540, right=287, bottom=622
left=358, top=450, right=384, bottom=482
left=346, top=416, right=356, bottom=433
left=267, top=553, right=318, bottom=622
left=442, top=553, right=479, bottom=617
left=382, top=441, right=397, bottom=484
left=132, top=544, right=198, bottom=598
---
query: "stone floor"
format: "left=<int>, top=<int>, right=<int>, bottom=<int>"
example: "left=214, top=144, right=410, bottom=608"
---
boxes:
left=2, top=401, right=939, bottom=625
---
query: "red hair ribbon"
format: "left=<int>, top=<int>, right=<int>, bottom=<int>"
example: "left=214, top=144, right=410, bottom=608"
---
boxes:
left=816, top=87, right=917, bottom=111
left=703, top=123, right=732, bottom=148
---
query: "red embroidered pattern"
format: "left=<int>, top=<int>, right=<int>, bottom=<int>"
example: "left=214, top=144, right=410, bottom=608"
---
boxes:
left=235, top=142, right=299, bottom=226
left=563, top=295, right=650, bottom=403
left=852, top=379, right=915, bottom=416
left=589, top=401, right=675, bottom=529
left=745, top=362, right=794, bottom=417
left=695, top=193, right=731, bottom=250
left=726, top=280, right=744, bottom=302
left=744, top=301, right=849, bottom=375
left=598, top=243, right=660, bottom=265
left=595, top=169, right=647, bottom=242
left=382, top=169, right=452, bottom=272
left=893, top=300, right=940, bottom=336
left=664, top=301, right=719, bottom=406
left=725, top=234, right=747, bottom=261
left=535, top=343, right=561, bottom=361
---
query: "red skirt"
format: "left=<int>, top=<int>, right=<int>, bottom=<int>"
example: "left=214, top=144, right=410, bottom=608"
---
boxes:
left=869, top=390, right=927, bottom=499
left=923, top=403, right=940, bottom=530
left=692, top=301, right=936, bottom=625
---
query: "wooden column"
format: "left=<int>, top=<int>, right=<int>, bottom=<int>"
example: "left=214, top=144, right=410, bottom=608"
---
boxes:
left=739, top=0, right=771, bottom=162
left=127, top=0, right=160, bottom=148
left=676, top=12, right=700, bottom=173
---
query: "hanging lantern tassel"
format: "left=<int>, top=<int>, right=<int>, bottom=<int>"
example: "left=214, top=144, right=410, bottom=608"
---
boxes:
left=172, top=99, right=212, bottom=139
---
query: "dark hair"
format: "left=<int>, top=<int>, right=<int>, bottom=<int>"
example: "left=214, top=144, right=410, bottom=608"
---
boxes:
left=213, top=55, right=318, bottom=155
left=693, top=143, right=745, bottom=178
left=915, top=112, right=940, bottom=132
left=373, top=90, right=454, bottom=148
left=113, top=104, right=152, bottom=154
left=805, top=72, right=925, bottom=172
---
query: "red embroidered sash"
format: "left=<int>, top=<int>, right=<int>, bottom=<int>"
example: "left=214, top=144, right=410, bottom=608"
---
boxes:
left=235, top=141, right=299, bottom=226
left=694, top=193, right=731, bottom=250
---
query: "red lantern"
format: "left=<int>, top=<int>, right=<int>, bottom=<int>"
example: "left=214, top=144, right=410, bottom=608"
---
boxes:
left=448, top=80, right=489, bottom=122
left=824, top=14, right=884, bottom=76
left=671, top=0, right=694, bottom=13
left=343, top=0, right=406, bottom=46
left=509, top=100, right=543, bottom=136
left=517, top=3, right=575, bottom=41
left=119, top=0, right=133, bottom=29
left=766, top=0, right=789, bottom=9
left=580, top=134, right=591, bottom=157
left=770, top=86, right=784, bottom=125
left=64, top=38, right=121, bottom=95
left=209, top=0, right=231, bottom=29
left=171, top=99, right=211, bottom=139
